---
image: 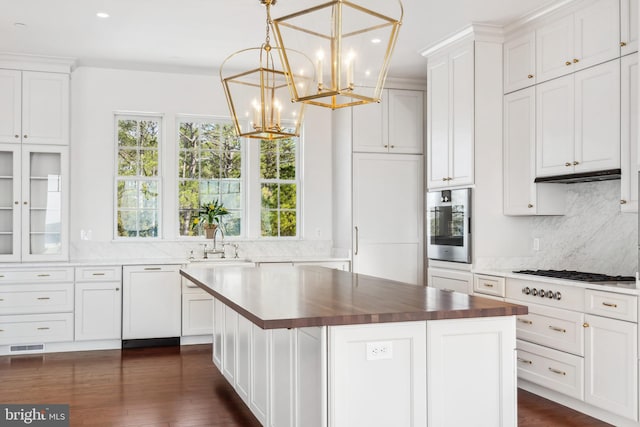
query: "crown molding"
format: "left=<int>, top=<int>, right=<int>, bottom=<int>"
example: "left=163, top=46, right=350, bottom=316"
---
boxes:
left=0, top=52, right=76, bottom=73
left=419, top=23, right=504, bottom=58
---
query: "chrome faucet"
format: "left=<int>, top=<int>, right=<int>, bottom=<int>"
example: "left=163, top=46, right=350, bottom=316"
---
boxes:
left=203, top=227, right=225, bottom=259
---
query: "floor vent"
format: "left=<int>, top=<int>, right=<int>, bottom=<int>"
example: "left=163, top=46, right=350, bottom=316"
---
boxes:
left=10, top=344, right=45, bottom=352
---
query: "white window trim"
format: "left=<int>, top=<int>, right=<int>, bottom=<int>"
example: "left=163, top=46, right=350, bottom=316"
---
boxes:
left=113, top=112, right=164, bottom=240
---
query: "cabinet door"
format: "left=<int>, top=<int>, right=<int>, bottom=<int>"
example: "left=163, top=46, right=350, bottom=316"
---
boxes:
left=0, top=144, right=21, bottom=261
left=573, top=0, right=620, bottom=71
left=21, top=145, right=69, bottom=261
left=213, top=297, right=224, bottom=370
left=181, top=292, right=213, bottom=336
left=574, top=60, right=620, bottom=172
left=21, top=72, right=69, bottom=146
left=74, top=282, right=122, bottom=341
left=621, top=53, right=638, bottom=211
left=427, top=52, right=450, bottom=188
left=250, top=324, right=269, bottom=424
left=449, top=41, right=475, bottom=187
left=504, top=88, right=536, bottom=215
left=388, top=89, right=423, bottom=154
left=122, top=266, right=181, bottom=339
left=222, top=304, right=237, bottom=385
left=0, top=70, right=21, bottom=144
left=271, top=328, right=295, bottom=427
left=621, top=0, right=639, bottom=55
left=584, top=314, right=638, bottom=421
left=536, top=14, right=575, bottom=83
left=352, top=89, right=387, bottom=153
left=353, top=154, right=423, bottom=285
left=536, top=74, right=574, bottom=177
left=235, top=313, right=251, bottom=404
left=504, top=32, right=536, bottom=93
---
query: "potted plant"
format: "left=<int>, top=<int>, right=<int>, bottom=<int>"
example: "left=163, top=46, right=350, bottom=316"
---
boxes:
left=191, top=200, right=229, bottom=239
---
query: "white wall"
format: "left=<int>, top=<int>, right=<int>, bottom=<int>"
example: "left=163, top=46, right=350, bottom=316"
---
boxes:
left=69, top=66, right=333, bottom=259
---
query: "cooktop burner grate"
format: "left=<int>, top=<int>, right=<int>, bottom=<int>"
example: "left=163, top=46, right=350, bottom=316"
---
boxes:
left=513, top=269, right=635, bottom=283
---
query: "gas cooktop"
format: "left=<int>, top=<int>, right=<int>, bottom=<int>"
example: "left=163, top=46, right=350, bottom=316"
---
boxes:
left=512, top=269, right=635, bottom=283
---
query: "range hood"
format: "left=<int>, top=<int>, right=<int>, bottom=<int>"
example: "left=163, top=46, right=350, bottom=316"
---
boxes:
left=534, top=168, right=621, bottom=184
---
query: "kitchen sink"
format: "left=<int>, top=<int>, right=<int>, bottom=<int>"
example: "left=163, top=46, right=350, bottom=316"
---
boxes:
left=187, top=258, right=253, bottom=266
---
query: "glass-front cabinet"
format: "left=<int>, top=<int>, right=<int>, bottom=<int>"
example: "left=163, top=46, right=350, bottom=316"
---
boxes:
left=0, top=144, right=68, bottom=262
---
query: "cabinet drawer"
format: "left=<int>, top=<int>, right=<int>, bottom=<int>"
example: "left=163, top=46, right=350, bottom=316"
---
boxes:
left=473, top=274, right=505, bottom=297
left=0, top=313, right=74, bottom=345
left=0, top=283, right=74, bottom=315
left=585, top=289, right=637, bottom=322
left=75, top=266, right=122, bottom=282
left=516, top=339, right=584, bottom=401
left=0, top=268, right=74, bottom=283
left=513, top=301, right=584, bottom=356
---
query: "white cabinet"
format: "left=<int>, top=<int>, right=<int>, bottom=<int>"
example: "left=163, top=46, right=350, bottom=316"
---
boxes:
left=503, top=32, right=536, bottom=93
left=503, top=88, right=565, bottom=215
left=584, top=314, right=638, bottom=420
left=426, top=267, right=472, bottom=294
left=74, top=266, right=122, bottom=341
left=536, top=60, right=620, bottom=177
left=536, top=0, right=620, bottom=83
left=621, top=53, right=638, bottom=212
left=0, top=70, right=69, bottom=145
left=427, top=38, right=474, bottom=188
left=352, top=153, right=423, bottom=285
left=621, top=0, right=639, bottom=55
left=181, top=279, right=213, bottom=337
left=0, top=144, right=69, bottom=262
left=122, top=265, right=181, bottom=340
left=353, top=89, right=424, bottom=154
left=213, top=297, right=224, bottom=370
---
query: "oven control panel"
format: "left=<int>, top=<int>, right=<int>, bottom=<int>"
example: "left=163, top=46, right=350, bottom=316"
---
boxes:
left=521, top=286, right=562, bottom=300
left=506, top=278, right=584, bottom=312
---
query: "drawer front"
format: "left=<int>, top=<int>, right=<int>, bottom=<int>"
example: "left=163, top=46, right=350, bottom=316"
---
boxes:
left=76, top=266, right=122, bottom=282
left=516, top=339, right=584, bottom=401
left=511, top=300, right=585, bottom=356
left=0, top=313, right=74, bottom=345
left=585, top=289, right=637, bottom=322
left=0, top=268, right=74, bottom=283
left=0, top=283, right=74, bottom=315
left=474, top=274, right=505, bottom=297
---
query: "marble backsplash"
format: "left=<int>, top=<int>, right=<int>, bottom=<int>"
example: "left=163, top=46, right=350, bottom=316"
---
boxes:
left=476, top=180, right=638, bottom=276
left=71, top=239, right=334, bottom=262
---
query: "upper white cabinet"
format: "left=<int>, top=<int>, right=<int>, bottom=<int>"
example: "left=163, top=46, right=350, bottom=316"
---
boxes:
left=536, top=0, right=620, bottom=83
left=426, top=38, right=474, bottom=189
left=536, top=59, right=620, bottom=177
left=620, top=53, right=638, bottom=211
left=504, top=32, right=536, bottom=93
left=621, top=0, right=639, bottom=55
left=0, top=144, right=69, bottom=262
left=353, top=88, right=424, bottom=154
left=503, top=87, right=565, bottom=215
left=0, top=70, right=69, bottom=146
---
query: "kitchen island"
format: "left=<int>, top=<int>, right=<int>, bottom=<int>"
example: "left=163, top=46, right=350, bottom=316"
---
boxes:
left=180, top=266, right=527, bottom=427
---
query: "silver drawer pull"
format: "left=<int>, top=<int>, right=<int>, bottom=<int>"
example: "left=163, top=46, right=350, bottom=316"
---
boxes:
left=0, top=329, right=4, bottom=332
left=548, top=326, right=566, bottom=333
left=92, top=273, right=106, bottom=276
left=517, top=357, right=532, bottom=365
left=37, top=327, right=50, bottom=331
left=37, top=297, right=51, bottom=300
left=0, top=299, right=4, bottom=302
left=115, top=288, right=120, bottom=291
left=0, top=275, right=4, bottom=278
left=602, top=302, right=618, bottom=308
left=483, top=283, right=494, bottom=288
left=548, top=367, right=566, bottom=376
left=37, top=274, right=51, bottom=277
left=144, top=267, right=162, bottom=271
left=517, top=318, right=532, bottom=325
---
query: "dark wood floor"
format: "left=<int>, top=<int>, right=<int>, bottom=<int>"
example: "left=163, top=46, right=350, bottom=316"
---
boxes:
left=0, top=345, right=611, bottom=427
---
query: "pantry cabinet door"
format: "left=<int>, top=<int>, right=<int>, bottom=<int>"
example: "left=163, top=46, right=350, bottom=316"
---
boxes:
left=621, top=53, right=638, bottom=212
left=536, top=14, right=574, bottom=83
left=504, top=32, right=536, bottom=93
left=573, top=0, right=620, bottom=71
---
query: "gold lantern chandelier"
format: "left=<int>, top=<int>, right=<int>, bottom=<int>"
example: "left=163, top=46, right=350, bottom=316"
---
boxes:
left=220, top=0, right=313, bottom=139
left=272, top=0, right=403, bottom=109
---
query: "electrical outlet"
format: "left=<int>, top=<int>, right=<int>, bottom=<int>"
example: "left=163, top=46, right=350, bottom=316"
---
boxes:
left=366, top=341, right=393, bottom=361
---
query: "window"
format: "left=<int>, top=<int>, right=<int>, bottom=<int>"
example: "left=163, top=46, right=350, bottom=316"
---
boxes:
left=115, top=115, right=161, bottom=238
left=177, top=119, right=242, bottom=237
left=260, top=136, right=299, bottom=237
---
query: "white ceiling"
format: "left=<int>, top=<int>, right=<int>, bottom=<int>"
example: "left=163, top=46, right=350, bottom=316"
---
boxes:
left=0, top=0, right=558, bottom=80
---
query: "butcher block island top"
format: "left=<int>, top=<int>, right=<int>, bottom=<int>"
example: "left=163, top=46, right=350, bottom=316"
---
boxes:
left=180, top=265, right=527, bottom=329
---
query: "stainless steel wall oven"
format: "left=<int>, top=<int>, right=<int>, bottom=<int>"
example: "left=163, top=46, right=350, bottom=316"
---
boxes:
left=426, top=188, right=471, bottom=263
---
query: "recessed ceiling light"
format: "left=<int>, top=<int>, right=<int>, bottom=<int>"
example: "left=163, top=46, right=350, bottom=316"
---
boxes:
left=371, top=38, right=382, bottom=44
left=96, top=12, right=110, bottom=18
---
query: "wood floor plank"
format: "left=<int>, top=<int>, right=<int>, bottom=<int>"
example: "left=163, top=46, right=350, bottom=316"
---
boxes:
left=0, top=345, right=613, bottom=426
